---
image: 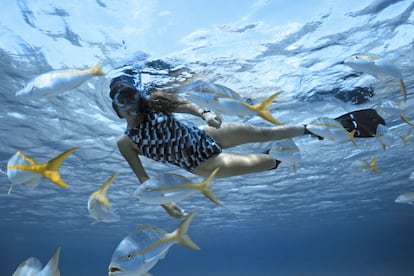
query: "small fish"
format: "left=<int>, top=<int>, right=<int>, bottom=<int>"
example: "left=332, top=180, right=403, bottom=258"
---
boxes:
left=4, top=147, right=78, bottom=193
left=306, top=117, right=357, bottom=146
left=269, top=139, right=301, bottom=169
left=186, top=91, right=283, bottom=125
left=395, top=192, right=414, bottom=205
left=12, top=247, right=61, bottom=276
left=108, top=210, right=200, bottom=276
left=375, top=124, right=395, bottom=150
left=16, top=63, right=104, bottom=98
left=400, top=114, right=414, bottom=144
left=134, top=168, right=220, bottom=205
left=351, top=155, right=379, bottom=173
left=343, top=54, right=407, bottom=102
left=88, top=172, right=120, bottom=223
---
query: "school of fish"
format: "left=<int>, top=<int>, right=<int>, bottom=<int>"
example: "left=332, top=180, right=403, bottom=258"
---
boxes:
left=3, top=52, right=412, bottom=275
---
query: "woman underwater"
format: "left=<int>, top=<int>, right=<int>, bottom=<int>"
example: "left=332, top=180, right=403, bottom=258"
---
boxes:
left=109, top=64, right=385, bottom=217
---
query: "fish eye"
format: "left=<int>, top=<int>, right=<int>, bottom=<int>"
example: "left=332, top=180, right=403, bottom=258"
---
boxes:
left=127, top=254, right=132, bottom=260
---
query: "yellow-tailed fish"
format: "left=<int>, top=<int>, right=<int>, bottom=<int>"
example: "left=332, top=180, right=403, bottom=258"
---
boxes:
left=108, top=210, right=200, bottom=276
left=351, top=155, right=379, bottom=173
left=134, top=168, right=220, bottom=205
left=186, top=91, right=283, bottom=125
left=12, top=247, right=61, bottom=276
left=306, top=117, right=357, bottom=147
left=343, top=54, right=407, bottom=102
left=16, top=63, right=104, bottom=98
left=88, top=172, right=120, bottom=223
left=400, top=114, right=414, bottom=144
left=395, top=192, right=414, bottom=205
left=5, top=147, right=78, bottom=193
left=269, top=139, right=301, bottom=169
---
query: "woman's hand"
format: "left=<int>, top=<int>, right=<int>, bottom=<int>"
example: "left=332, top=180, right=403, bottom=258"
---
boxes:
left=202, top=110, right=222, bottom=128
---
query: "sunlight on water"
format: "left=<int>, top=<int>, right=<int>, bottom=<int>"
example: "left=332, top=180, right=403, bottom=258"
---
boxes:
left=1, top=0, right=414, bottom=275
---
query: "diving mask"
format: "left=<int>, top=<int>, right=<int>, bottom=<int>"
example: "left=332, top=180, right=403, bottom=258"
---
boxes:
left=113, top=88, right=140, bottom=110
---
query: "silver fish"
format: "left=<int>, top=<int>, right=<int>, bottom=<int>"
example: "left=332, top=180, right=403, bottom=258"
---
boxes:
left=12, top=247, right=61, bottom=276
left=108, top=210, right=200, bottom=276
left=134, top=168, right=220, bottom=205
left=88, top=172, right=120, bottom=223
left=16, top=63, right=104, bottom=98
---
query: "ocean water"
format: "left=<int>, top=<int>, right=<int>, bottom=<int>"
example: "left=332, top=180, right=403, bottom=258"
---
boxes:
left=1, top=0, right=414, bottom=275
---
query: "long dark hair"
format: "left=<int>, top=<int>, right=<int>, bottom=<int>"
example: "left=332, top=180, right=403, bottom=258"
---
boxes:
left=110, top=60, right=197, bottom=115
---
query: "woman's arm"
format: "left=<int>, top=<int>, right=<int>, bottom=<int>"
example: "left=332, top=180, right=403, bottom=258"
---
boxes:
left=174, top=102, right=204, bottom=117
left=117, top=135, right=149, bottom=183
left=174, top=103, right=222, bottom=128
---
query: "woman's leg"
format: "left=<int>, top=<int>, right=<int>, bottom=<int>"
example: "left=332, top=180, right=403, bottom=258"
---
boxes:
left=200, top=123, right=305, bottom=148
left=193, top=152, right=279, bottom=178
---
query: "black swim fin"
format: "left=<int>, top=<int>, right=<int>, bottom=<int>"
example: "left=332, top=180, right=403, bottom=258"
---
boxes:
left=334, top=109, right=386, bottom=138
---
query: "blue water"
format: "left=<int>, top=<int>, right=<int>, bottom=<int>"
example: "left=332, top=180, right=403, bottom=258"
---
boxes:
left=1, top=0, right=414, bottom=275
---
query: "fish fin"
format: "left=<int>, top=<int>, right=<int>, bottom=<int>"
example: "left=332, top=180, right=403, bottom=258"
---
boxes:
left=243, top=91, right=284, bottom=125
left=400, top=114, right=414, bottom=128
left=174, top=209, right=200, bottom=250
left=369, top=155, right=380, bottom=173
left=15, top=151, right=38, bottom=165
left=43, top=147, right=78, bottom=188
left=89, top=63, right=105, bottom=76
left=8, top=183, right=13, bottom=194
left=91, top=172, right=119, bottom=206
left=41, top=247, right=61, bottom=275
left=198, top=168, right=221, bottom=205
left=399, top=79, right=407, bottom=102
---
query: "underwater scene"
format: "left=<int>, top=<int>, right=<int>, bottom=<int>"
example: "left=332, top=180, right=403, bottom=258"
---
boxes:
left=1, top=0, right=414, bottom=275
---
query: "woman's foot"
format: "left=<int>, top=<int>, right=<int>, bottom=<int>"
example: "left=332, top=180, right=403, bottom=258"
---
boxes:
left=161, top=202, right=187, bottom=218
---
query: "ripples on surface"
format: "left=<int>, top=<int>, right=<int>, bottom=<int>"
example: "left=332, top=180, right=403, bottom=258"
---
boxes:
left=1, top=1, right=414, bottom=274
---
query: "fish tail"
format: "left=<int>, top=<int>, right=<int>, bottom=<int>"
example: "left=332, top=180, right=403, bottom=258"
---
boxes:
left=400, top=114, right=414, bottom=128
left=369, top=155, right=380, bottom=173
left=92, top=172, right=119, bottom=206
left=399, top=79, right=407, bottom=102
left=243, top=91, right=283, bottom=125
left=348, top=129, right=358, bottom=148
left=90, top=63, right=105, bottom=76
left=175, top=210, right=200, bottom=250
left=199, top=168, right=220, bottom=205
left=44, top=247, right=61, bottom=274
left=43, top=147, right=78, bottom=188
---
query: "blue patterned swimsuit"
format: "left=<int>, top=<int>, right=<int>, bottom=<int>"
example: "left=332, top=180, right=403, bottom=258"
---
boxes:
left=125, top=111, right=222, bottom=172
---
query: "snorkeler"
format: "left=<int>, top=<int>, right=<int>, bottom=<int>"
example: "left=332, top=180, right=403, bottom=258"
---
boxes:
left=109, top=66, right=385, bottom=218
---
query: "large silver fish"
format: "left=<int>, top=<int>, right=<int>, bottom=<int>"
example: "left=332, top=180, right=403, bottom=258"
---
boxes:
left=108, top=210, right=200, bottom=276
left=185, top=90, right=283, bottom=125
left=395, top=192, right=414, bottom=205
left=4, top=147, right=78, bottom=194
left=16, top=63, right=104, bottom=98
left=133, top=168, right=220, bottom=205
left=343, top=54, right=407, bottom=102
left=12, top=247, right=61, bottom=276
